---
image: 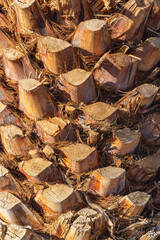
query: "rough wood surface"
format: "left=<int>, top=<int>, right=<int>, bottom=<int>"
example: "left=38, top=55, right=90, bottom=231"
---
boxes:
left=14, top=0, right=56, bottom=36
left=0, top=125, right=35, bottom=155
left=128, top=152, right=160, bottom=183
left=93, top=52, right=138, bottom=90
left=0, top=191, right=42, bottom=229
left=117, top=83, right=159, bottom=113
left=65, top=207, right=107, bottom=240
left=52, top=211, right=74, bottom=239
left=117, top=191, right=151, bottom=217
left=140, top=113, right=160, bottom=137
left=0, top=0, right=159, bottom=239
left=135, top=37, right=160, bottom=71
left=35, top=184, right=82, bottom=217
left=0, top=101, right=22, bottom=128
left=0, top=165, right=26, bottom=198
left=79, top=102, right=117, bottom=125
left=52, top=0, right=92, bottom=25
left=3, top=48, right=36, bottom=82
left=110, top=0, right=152, bottom=42
left=72, top=19, right=111, bottom=55
left=0, top=222, right=44, bottom=240
left=59, top=68, right=97, bottom=103
left=85, top=166, right=126, bottom=196
left=0, top=30, right=14, bottom=57
left=60, top=143, right=99, bottom=174
left=19, top=78, right=57, bottom=120
left=19, top=157, right=62, bottom=183
left=38, top=36, right=74, bottom=74
left=147, top=0, right=160, bottom=30
left=36, top=117, right=75, bottom=144
left=104, top=128, right=141, bottom=156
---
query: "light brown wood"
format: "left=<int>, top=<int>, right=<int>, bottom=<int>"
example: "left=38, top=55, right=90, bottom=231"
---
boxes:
left=117, top=191, right=150, bottom=217
left=117, top=83, right=159, bottom=113
left=0, top=101, right=22, bottom=128
left=65, top=207, right=107, bottom=240
left=135, top=37, right=160, bottom=71
left=140, top=113, right=160, bottom=137
left=0, top=191, right=42, bottom=229
left=38, top=36, right=74, bottom=74
left=59, top=68, right=97, bottom=103
left=0, top=165, right=26, bottom=198
left=88, top=130, right=99, bottom=145
left=52, top=0, right=92, bottom=25
left=147, top=0, right=160, bottom=30
left=0, top=125, right=35, bottom=155
left=93, top=52, right=138, bottom=91
left=3, top=48, right=36, bottom=82
left=85, top=166, right=126, bottom=196
left=0, top=13, right=9, bottom=29
left=14, top=0, right=56, bottom=36
left=128, top=153, right=160, bottom=183
left=43, top=145, right=55, bottom=158
left=19, top=157, right=62, bottom=183
left=72, top=19, right=111, bottom=55
left=36, top=117, right=75, bottom=144
left=0, top=30, right=14, bottom=57
left=0, top=85, right=14, bottom=104
left=52, top=211, right=74, bottom=239
left=0, top=222, right=44, bottom=240
left=60, top=143, right=99, bottom=174
left=109, top=0, right=152, bottom=42
left=79, top=102, right=117, bottom=125
left=35, top=184, right=82, bottom=217
left=19, top=78, right=57, bottom=120
left=104, top=128, right=141, bottom=156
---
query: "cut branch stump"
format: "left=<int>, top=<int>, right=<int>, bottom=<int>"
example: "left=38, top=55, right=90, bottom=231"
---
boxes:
left=72, top=19, right=111, bottom=55
left=0, top=191, right=42, bottom=229
left=14, top=0, right=56, bottom=36
left=0, top=101, right=22, bottom=128
left=19, top=78, right=57, bottom=120
left=35, top=184, right=82, bottom=217
left=147, top=0, right=160, bottom=30
left=3, top=48, right=36, bottom=82
left=52, top=0, right=92, bottom=25
left=19, top=157, right=62, bottom=183
left=117, top=83, right=159, bottom=113
left=60, top=143, right=99, bottom=174
left=36, top=117, right=75, bottom=144
left=135, top=37, right=160, bottom=71
left=0, top=165, right=26, bottom=198
left=52, top=211, right=74, bottom=239
left=85, top=166, right=126, bottom=196
left=93, top=52, right=138, bottom=91
left=59, top=68, right=97, bottom=104
left=104, top=128, right=141, bottom=156
left=65, top=207, right=107, bottom=240
left=117, top=191, right=150, bottom=217
left=140, top=113, right=160, bottom=137
left=79, top=102, right=117, bottom=125
left=0, top=222, right=44, bottom=240
left=110, top=0, right=152, bottom=42
left=128, top=153, right=160, bottom=183
left=38, top=36, right=74, bottom=74
left=0, top=125, right=35, bottom=155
